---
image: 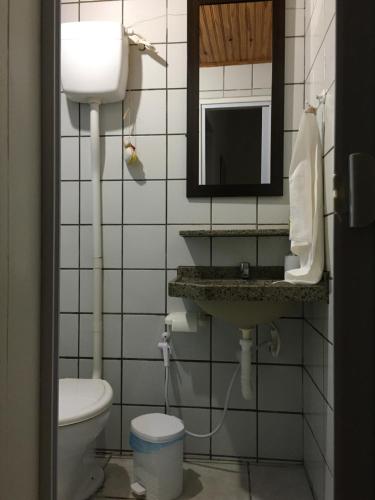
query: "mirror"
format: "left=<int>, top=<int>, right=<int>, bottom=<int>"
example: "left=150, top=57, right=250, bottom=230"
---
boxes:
left=187, top=0, right=285, bottom=197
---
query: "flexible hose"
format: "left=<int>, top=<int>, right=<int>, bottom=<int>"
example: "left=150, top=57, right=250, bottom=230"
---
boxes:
left=164, top=363, right=240, bottom=439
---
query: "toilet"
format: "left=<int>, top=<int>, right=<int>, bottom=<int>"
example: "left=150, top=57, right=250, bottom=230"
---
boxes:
left=58, top=378, right=113, bottom=500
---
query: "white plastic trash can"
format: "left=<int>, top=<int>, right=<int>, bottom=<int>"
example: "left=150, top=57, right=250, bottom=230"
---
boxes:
left=129, top=413, right=185, bottom=500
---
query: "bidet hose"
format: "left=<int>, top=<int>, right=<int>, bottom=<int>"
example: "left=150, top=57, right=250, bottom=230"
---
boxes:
left=163, top=363, right=240, bottom=439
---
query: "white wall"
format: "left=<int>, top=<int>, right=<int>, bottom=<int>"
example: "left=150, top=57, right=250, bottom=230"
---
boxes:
left=0, top=0, right=41, bottom=497
left=59, top=0, right=306, bottom=461
left=303, top=0, right=335, bottom=498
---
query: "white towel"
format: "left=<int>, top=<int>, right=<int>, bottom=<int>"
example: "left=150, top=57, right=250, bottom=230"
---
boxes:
left=285, top=111, right=324, bottom=284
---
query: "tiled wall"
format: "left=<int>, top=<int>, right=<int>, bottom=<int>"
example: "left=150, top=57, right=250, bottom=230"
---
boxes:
left=303, top=0, right=335, bottom=498
left=59, top=0, right=306, bottom=461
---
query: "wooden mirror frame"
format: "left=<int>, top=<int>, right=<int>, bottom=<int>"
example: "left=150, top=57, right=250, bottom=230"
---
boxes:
left=187, top=0, right=285, bottom=197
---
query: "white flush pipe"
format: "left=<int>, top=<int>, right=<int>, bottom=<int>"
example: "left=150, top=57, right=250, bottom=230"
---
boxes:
left=90, top=102, right=103, bottom=379
left=239, top=328, right=254, bottom=400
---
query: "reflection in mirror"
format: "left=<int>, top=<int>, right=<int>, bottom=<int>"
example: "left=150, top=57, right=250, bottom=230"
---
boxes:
left=199, top=1, right=273, bottom=187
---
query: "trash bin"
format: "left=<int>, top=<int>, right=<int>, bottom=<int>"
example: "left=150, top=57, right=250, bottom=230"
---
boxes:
left=129, top=413, right=185, bottom=500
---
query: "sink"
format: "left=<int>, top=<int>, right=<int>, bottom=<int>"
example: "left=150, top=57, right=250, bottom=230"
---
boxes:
left=168, top=266, right=328, bottom=329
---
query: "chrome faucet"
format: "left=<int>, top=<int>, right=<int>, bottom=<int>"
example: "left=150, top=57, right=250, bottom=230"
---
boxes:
left=240, top=262, right=251, bottom=279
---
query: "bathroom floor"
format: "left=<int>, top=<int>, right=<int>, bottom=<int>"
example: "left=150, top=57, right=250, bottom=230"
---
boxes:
left=92, top=455, right=314, bottom=500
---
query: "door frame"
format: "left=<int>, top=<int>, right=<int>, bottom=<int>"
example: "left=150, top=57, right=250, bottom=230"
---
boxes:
left=335, top=1, right=375, bottom=498
left=39, top=0, right=60, bottom=499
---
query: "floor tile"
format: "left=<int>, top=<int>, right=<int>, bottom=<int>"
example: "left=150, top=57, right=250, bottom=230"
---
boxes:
left=93, top=457, right=250, bottom=500
left=250, top=464, right=314, bottom=500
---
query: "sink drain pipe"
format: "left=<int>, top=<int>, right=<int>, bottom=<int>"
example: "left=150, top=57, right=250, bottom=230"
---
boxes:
left=239, top=328, right=254, bottom=400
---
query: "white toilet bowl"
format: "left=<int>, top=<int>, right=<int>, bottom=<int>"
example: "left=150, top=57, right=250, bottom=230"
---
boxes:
left=58, top=378, right=113, bottom=500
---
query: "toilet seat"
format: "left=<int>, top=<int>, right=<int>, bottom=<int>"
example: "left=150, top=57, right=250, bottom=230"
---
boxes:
left=59, top=378, right=113, bottom=427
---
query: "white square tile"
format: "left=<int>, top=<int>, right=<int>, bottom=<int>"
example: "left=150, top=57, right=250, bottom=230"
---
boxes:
left=324, top=84, right=335, bottom=155
left=123, top=314, right=165, bottom=358
left=103, top=270, right=122, bottom=313
left=124, top=135, right=167, bottom=180
left=123, top=0, right=167, bottom=43
left=285, top=8, right=305, bottom=37
left=304, top=322, right=324, bottom=391
left=323, top=340, right=334, bottom=408
left=59, top=314, right=78, bottom=357
left=169, top=361, right=210, bottom=407
left=167, top=180, right=210, bottom=224
left=253, top=63, right=272, bottom=89
left=122, top=360, right=165, bottom=405
left=61, top=182, right=79, bottom=224
left=304, top=422, right=325, bottom=500
left=325, top=214, right=334, bottom=275
left=212, top=363, right=256, bottom=410
left=304, top=293, right=334, bottom=343
left=212, top=317, right=242, bottom=362
left=212, top=237, right=256, bottom=266
left=285, top=37, right=305, bottom=84
left=79, top=226, right=92, bottom=268
left=79, top=269, right=92, bottom=312
left=80, top=182, right=92, bottom=224
left=286, top=0, right=305, bottom=7
left=80, top=136, right=122, bottom=180
left=200, top=90, right=224, bottom=99
left=258, top=180, right=290, bottom=224
left=60, top=270, right=79, bottom=312
left=123, top=225, right=165, bottom=268
left=122, top=405, right=163, bottom=450
left=168, top=89, right=187, bottom=134
left=251, top=464, right=313, bottom=500
left=167, top=225, right=210, bottom=268
left=168, top=43, right=187, bottom=88
left=199, top=67, right=224, bottom=92
left=324, top=18, right=336, bottom=89
left=61, top=137, right=79, bottom=180
left=168, top=0, right=187, bottom=43
left=60, top=93, right=79, bottom=136
left=171, top=321, right=210, bottom=361
left=102, top=181, right=123, bottom=224
left=258, top=413, right=303, bottom=461
left=284, top=84, right=304, bottom=130
left=103, top=226, right=122, bottom=268
left=123, top=180, right=166, bottom=224
left=59, top=358, right=78, bottom=378
left=80, top=102, right=123, bottom=136
left=102, top=136, right=123, bottom=179
left=61, top=3, right=78, bottom=22
left=79, top=0, right=122, bottom=22
left=224, top=64, right=252, bottom=90
left=79, top=314, right=122, bottom=358
left=223, top=89, right=253, bottom=98
left=168, top=135, right=186, bottom=179
left=170, top=408, right=210, bottom=455
left=212, top=198, right=256, bottom=224
left=123, top=269, right=165, bottom=313
left=212, top=410, right=257, bottom=458
left=124, top=90, right=166, bottom=135
left=258, top=365, right=302, bottom=412
left=303, top=373, right=326, bottom=458
left=128, top=44, right=167, bottom=90
left=257, top=236, right=291, bottom=266
left=258, top=319, right=303, bottom=365
left=60, top=226, right=79, bottom=268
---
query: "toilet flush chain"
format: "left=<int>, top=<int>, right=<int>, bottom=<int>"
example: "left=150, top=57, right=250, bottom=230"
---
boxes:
left=159, top=314, right=281, bottom=439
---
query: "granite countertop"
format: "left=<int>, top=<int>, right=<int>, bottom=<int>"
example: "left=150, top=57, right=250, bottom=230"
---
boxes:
left=179, top=229, right=290, bottom=237
left=168, top=266, right=329, bottom=303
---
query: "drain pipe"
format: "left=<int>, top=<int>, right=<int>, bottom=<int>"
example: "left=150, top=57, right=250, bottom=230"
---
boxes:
left=90, top=102, right=103, bottom=380
left=239, top=328, right=254, bottom=400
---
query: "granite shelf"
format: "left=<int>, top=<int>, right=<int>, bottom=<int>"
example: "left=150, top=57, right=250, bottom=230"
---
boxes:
left=168, top=266, right=329, bottom=303
left=179, top=229, right=290, bottom=238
